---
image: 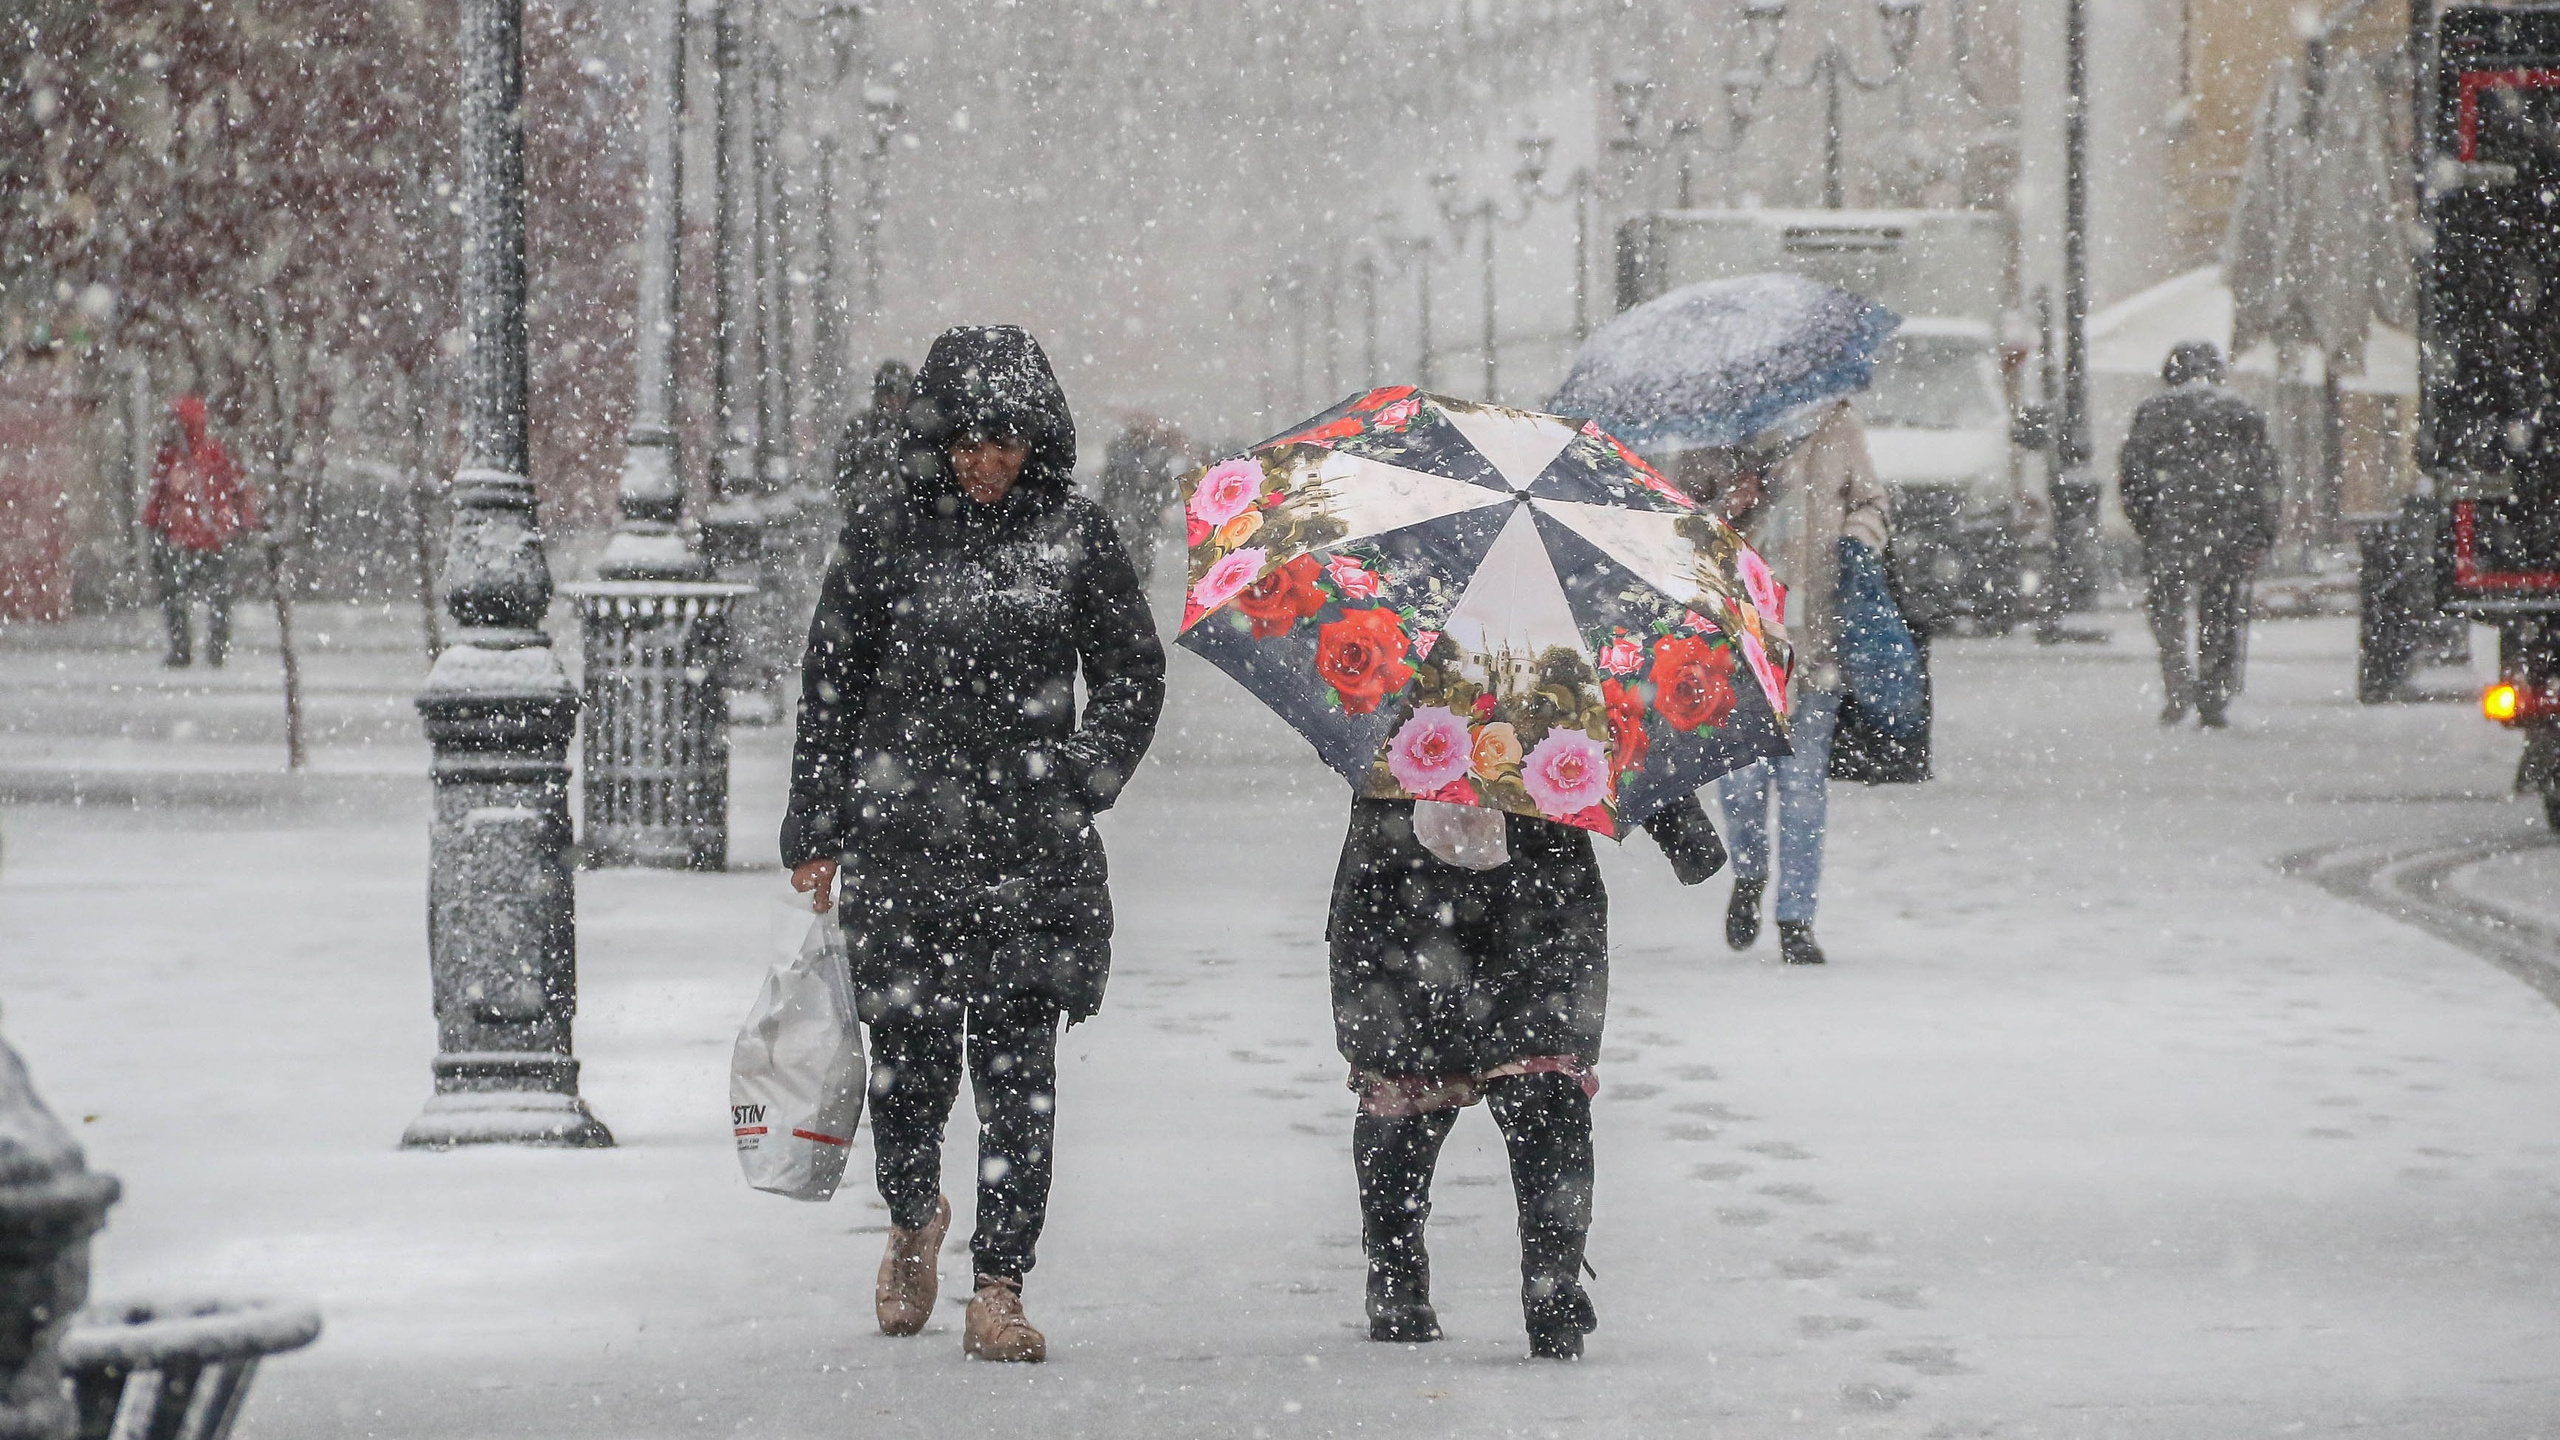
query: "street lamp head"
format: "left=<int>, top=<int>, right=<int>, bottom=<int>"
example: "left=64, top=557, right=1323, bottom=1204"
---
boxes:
left=1514, top=133, right=1555, bottom=191
left=1610, top=73, right=1653, bottom=150
left=1723, top=69, right=1766, bottom=135
left=1430, top=169, right=1465, bottom=229
left=1876, top=0, right=1925, bottom=70
left=863, top=82, right=903, bottom=143
left=1742, top=0, right=1788, bottom=73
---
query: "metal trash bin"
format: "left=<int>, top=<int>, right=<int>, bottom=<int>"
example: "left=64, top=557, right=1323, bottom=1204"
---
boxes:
left=562, top=580, right=755, bottom=870
left=60, top=1296, right=320, bottom=1440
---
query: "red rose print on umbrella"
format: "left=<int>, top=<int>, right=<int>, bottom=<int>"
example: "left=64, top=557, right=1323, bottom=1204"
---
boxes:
left=1315, top=607, right=1414, bottom=715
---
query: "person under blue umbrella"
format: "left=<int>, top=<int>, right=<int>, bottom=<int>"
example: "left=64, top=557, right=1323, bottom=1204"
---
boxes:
left=1669, top=402, right=1892, bottom=966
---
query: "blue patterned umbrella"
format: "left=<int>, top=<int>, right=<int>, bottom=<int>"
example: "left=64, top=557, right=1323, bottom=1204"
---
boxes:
left=1174, top=387, right=1794, bottom=838
left=1548, top=273, right=1901, bottom=452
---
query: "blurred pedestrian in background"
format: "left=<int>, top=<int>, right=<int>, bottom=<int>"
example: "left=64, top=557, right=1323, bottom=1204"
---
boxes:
left=829, top=358, right=915, bottom=521
left=2117, top=340, right=2278, bottom=729
left=141, top=395, right=258, bottom=669
left=784, top=326, right=1164, bottom=1364
left=1095, top=417, right=1187, bottom=587
left=1680, top=401, right=1891, bottom=967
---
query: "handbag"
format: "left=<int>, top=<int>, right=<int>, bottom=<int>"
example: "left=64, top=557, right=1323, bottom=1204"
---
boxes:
left=1834, top=537, right=1927, bottom=739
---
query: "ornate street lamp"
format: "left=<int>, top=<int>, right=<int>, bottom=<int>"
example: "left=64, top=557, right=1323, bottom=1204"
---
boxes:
left=572, top=0, right=753, bottom=873
left=805, top=3, right=862, bottom=425
left=408, top=0, right=610, bottom=1148
left=701, top=0, right=764, bottom=601
left=1513, top=131, right=1595, bottom=343
left=1724, top=0, right=1928, bottom=209
left=597, top=0, right=704, bottom=587
left=858, top=82, right=903, bottom=320
left=1430, top=170, right=1502, bottom=400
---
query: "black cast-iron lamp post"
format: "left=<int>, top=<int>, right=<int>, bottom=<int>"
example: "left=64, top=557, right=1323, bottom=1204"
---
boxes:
left=407, top=0, right=609, bottom=1149
left=573, top=0, right=754, bottom=872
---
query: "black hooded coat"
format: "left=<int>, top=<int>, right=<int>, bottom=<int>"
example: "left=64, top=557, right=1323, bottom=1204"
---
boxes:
left=782, top=326, right=1166, bottom=1023
left=1327, top=794, right=1726, bottom=1079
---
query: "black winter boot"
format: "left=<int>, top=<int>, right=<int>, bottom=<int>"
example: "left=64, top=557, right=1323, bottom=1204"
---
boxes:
left=1487, top=1073, right=1598, bottom=1360
left=1778, top=920, right=1827, bottom=965
left=1354, top=1110, right=1454, bottom=1342
left=1725, top=878, right=1765, bottom=951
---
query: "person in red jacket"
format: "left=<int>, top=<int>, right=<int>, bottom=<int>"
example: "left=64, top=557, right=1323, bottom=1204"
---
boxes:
left=140, top=395, right=258, bottom=668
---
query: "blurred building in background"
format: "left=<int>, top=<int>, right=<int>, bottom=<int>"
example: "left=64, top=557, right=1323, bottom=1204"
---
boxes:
left=0, top=0, right=2429, bottom=620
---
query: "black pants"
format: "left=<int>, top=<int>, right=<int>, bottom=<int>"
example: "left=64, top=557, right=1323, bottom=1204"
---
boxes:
left=867, top=994, right=1061, bottom=1281
left=155, top=542, right=234, bottom=666
left=1355, top=1072, right=1595, bottom=1313
left=2144, top=553, right=2250, bottom=715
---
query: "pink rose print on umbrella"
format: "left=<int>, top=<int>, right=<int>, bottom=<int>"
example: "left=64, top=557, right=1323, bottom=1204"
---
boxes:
left=1190, top=458, right=1263, bottom=530
left=1735, top=548, right=1783, bottom=629
left=1596, top=631, right=1643, bottom=676
left=1386, top=706, right=1474, bottom=796
left=1519, top=728, right=1611, bottom=821
left=1740, top=630, right=1789, bottom=716
left=1326, top=554, right=1383, bottom=600
left=1373, top=397, right=1422, bottom=429
left=1680, top=609, right=1720, bottom=635
left=1190, top=546, right=1268, bottom=614
left=1411, top=628, right=1441, bottom=659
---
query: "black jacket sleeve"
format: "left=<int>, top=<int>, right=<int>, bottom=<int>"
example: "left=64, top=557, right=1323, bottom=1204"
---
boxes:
left=1053, top=504, right=1167, bottom=812
left=2236, top=407, right=2280, bottom=553
left=1640, top=791, right=1726, bottom=886
left=780, top=521, right=895, bottom=867
left=2117, top=398, right=2162, bottom=542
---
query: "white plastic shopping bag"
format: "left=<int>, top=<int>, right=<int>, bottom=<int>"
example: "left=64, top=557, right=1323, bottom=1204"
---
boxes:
left=731, top=911, right=865, bottom=1201
left=1414, top=800, right=1510, bottom=870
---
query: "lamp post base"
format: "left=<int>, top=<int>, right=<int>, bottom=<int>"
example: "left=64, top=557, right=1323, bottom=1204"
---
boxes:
left=402, top=1090, right=614, bottom=1150
left=400, top=1051, right=614, bottom=1149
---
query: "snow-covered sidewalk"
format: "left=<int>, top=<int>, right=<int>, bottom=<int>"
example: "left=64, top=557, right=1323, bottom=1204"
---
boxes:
left=3, top=611, right=2556, bottom=1439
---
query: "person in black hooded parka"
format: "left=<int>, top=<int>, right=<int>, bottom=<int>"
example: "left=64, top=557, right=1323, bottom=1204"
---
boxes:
left=783, top=325, right=1164, bottom=1364
left=1330, top=793, right=1726, bottom=1359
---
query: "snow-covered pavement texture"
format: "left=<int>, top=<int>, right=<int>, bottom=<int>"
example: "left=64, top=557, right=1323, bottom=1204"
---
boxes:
left=3, top=610, right=2556, bottom=1439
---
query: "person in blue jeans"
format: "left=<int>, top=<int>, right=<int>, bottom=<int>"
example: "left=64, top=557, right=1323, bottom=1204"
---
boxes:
left=1679, top=401, right=1890, bottom=966
left=1714, top=690, right=1843, bottom=961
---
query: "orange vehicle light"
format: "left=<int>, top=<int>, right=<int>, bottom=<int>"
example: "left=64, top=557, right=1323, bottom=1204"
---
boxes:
left=2484, top=683, right=2521, bottom=722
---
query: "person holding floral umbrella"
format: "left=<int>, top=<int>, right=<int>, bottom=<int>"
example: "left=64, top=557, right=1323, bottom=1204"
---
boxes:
left=1165, top=388, right=1785, bottom=1359
left=1328, top=777, right=1724, bottom=1358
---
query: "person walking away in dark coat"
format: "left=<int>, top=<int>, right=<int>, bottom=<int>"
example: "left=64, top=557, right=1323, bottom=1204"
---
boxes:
left=829, top=358, right=916, bottom=520
left=1329, top=793, right=1726, bottom=1359
left=783, top=326, right=1166, bottom=1363
left=2117, top=340, right=2279, bottom=728
left=141, top=395, right=258, bottom=668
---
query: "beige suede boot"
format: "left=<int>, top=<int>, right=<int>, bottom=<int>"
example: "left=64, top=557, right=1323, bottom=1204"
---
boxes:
left=962, top=1274, right=1047, bottom=1362
left=874, top=1194, right=950, bottom=1336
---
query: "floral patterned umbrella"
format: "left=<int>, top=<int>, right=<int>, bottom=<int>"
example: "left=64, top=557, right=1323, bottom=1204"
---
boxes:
left=1175, top=386, right=1794, bottom=838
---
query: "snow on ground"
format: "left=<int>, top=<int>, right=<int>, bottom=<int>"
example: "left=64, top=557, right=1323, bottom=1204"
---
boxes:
left=2, top=606, right=2557, bottom=1439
